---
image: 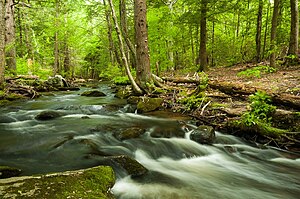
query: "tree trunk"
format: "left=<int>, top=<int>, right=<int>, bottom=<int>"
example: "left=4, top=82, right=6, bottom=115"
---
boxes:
left=108, top=0, right=143, bottom=94
left=198, top=0, right=208, bottom=72
left=53, top=0, right=60, bottom=76
left=262, top=1, right=270, bottom=60
left=256, top=0, right=263, bottom=63
left=270, top=0, right=280, bottom=68
left=103, top=0, right=115, bottom=65
left=134, top=0, right=152, bottom=90
left=0, top=0, right=5, bottom=85
left=288, top=0, right=299, bottom=56
left=5, top=0, right=16, bottom=71
left=119, top=0, right=136, bottom=68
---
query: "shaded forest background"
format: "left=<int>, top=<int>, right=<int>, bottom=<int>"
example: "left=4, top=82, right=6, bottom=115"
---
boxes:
left=0, top=0, right=299, bottom=84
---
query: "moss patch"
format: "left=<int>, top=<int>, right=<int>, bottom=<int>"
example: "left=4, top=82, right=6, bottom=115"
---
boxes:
left=0, top=166, right=115, bottom=199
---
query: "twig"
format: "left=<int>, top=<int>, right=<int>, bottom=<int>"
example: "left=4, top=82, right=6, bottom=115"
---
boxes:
left=201, top=101, right=211, bottom=115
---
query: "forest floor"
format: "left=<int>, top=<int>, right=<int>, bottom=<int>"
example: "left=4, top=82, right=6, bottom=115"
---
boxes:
left=162, top=64, right=300, bottom=152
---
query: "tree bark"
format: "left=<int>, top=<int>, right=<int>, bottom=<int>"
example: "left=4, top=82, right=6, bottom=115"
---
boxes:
left=119, top=0, right=136, bottom=68
left=262, top=1, right=270, bottom=60
left=270, top=0, right=280, bottom=68
left=5, top=0, right=16, bottom=71
left=134, top=0, right=152, bottom=90
left=108, top=0, right=143, bottom=94
left=198, top=0, right=208, bottom=72
left=0, top=0, right=5, bottom=85
left=255, top=0, right=263, bottom=63
left=288, top=0, right=299, bottom=56
left=103, top=0, right=115, bottom=65
left=53, top=0, right=60, bottom=75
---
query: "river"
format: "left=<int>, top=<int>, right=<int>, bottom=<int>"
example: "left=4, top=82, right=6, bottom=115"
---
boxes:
left=0, top=84, right=299, bottom=199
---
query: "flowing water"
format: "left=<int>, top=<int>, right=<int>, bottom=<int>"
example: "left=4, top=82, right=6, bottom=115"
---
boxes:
left=0, top=84, right=299, bottom=199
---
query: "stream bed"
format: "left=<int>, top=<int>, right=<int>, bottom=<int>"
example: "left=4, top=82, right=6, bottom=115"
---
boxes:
left=0, top=84, right=299, bottom=199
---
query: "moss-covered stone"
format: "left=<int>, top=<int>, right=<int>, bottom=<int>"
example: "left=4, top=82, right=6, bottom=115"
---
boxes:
left=107, top=155, right=148, bottom=177
left=137, top=97, right=164, bottom=113
left=0, top=166, right=22, bottom=179
left=114, top=127, right=145, bottom=141
left=0, top=166, right=115, bottom=199
left=35, top=110, right=62, bottom=120
left=81, top=90, right=106, bottom=97
left=115, top=86, right=133, bottom=99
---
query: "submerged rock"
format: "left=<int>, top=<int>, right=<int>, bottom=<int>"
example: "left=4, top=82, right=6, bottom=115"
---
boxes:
left=106, top=155, right=148, bottom=177
left=35, top=110, right=62, bottom=120
left=137, top=97, right=164, bottom=113
left=0, top=166, right=115, bottom=199
left=0, top=166, right=22, bottom=179
left=114, top=127, right=146, bottom=141
left=190, top=125, right=215, bottom=144
left=81, top=90, right=106, bottom=97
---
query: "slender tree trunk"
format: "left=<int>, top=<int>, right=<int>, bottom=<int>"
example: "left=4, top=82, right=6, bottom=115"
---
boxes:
left=262, top=1, right=270, bottom=60
left=119, top=0, right=136, bottom=68
left=134, top=0, right=152, bottom=90
left=211, top=19, right=215, bottom=67
left=0, top=0, right=5, bottom=85
left=53, top=0, right=60, bottom=75
left=103, top=0, right=115, bottom=65
left=5, top=0, right=16, bottom=71
left=198, top=0, right=208, bottom=72
left=288, top=0, right=299, bottom=55
left=256, top=0, right=263, bottom=63
left=108, top=0, right=143, bottom=94
left=270, top=0, right=280, bottom=68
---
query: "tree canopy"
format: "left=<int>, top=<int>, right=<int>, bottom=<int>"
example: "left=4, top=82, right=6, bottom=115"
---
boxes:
left=0, top=0, right=299, bottom=85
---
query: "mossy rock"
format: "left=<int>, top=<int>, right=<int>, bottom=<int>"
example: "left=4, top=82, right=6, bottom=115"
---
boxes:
left=115, top=86, right=133, bottom=99
left=0, top=166, right=22, bottom=179
left=5, top=93, right=27, bottom=101
left=81, top=90, right=106, bottom=97
left=0, top=166, right=115, bottom=199
left=106, top=155, right=148, bottom=177
left=35, top=110, right=62, bottom=120
left=137, top=97, right=164, bottom=113
left=114, top=127, right=146, bottom=141
left=190, top=125, right=215, bottom=144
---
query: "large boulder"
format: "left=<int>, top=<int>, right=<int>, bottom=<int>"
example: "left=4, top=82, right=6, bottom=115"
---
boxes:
left=35, top=110, right=62, bottom=120
left=0, top=166, right=22, bottom=179
left=190, top=125, right=215, bottom=144
left=137, top=97, right=164, bottom=113
left=81, top=90, right=106, bottom=97
left=0, top=166, right=115, bottom=199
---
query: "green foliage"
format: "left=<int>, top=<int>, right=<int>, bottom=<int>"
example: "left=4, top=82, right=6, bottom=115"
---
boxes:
left=179, top=92, right=207, bottom=111
left=113, top=76, right=130, bottom=85
left=99, top=64, right=123, bottom=80
left=237, top=65, right=277, bottom=78
left=241, top=91, right=276, bottom=127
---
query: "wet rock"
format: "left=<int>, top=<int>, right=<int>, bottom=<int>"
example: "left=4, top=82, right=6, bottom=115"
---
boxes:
left=35, top=110, right=62, bottom=120
left=115, top=86, right=133, bottom=99
left=106, top=155, right=148, bottom=177
left=137, top=97, right=164, bottom=113
left=45, top=75, right=69, bottom=88
left=150, top=125, right=186, bottom=138
left=81, top=90, right=106, bottom=97
left=190, top=125, right=215, bottom=144
left=0, top=115, right=17, bottom=123
left=0, top=166, right=22, bottom=179
left=0, top=166, right=115, bottom=199
left=114, top=127, right=146, bottom=141
left=127, top=96, right=140, bottom=104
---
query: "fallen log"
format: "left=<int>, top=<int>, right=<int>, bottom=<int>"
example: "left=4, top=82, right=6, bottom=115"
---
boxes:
left=209, top=80, right=300, bottom=111
left=162, top=77, right=200, bottom=85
